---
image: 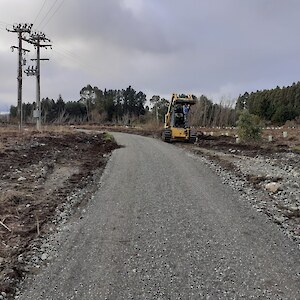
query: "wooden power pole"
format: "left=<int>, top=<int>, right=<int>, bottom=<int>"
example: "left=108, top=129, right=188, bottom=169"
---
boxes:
left=24, top=32, right=51, bottom=131
left=7, top=23, right=32, bottom=130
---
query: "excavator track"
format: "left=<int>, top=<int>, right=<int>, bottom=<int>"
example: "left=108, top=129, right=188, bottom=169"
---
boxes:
left=189, top=130, right=197, bottom=143
left=162, top=128, right=172, bottom=143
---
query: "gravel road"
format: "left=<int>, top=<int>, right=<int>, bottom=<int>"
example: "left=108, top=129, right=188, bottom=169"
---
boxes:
left=18, top=133, right=300, bottom=300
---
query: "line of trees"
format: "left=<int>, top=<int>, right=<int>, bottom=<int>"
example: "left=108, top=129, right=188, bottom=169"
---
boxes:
left=9, top=82, right=300, bottom=127
left=10, top=85, right=147, bottom=124
left=236, top=82, right=300, bottom=124
left=79, top=85, right=146, bottom=123
left=190, top=95, right=236, bottom=127
left=10, top=95, right=87, bottom=124
left=149, top=95, right=237, bottom=127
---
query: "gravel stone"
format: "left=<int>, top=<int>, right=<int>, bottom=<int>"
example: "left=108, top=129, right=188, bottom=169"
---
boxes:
left=17, top=133, right=300, bottom=300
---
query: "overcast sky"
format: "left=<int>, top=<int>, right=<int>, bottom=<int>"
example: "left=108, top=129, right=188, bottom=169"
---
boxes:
left=1, top=0, right=300, bottom=111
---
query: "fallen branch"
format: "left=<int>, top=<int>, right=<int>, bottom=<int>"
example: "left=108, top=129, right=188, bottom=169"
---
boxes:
left=0, top=220, right=12, bottom=232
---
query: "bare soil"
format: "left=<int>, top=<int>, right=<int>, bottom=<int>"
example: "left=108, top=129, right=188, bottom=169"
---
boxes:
left=1, top=124, right=299, bottom=298
left=0, top=129, right=119, bottom=296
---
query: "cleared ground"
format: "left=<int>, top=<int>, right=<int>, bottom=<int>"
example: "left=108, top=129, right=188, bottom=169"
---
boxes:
left=17, top=132, right=299, bottom=299
left=0, top=129, right=119, bottom=296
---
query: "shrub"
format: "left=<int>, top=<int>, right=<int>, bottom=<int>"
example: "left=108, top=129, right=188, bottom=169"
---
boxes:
left=103, top=132, right=114, bottom=142
left=237, top=110, right=262, bottom=142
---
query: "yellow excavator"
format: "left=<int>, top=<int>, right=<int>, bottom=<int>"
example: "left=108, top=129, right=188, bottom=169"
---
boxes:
left=162, top=93, right=197, bottom=143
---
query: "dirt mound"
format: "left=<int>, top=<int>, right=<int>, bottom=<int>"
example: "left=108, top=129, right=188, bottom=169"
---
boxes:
left=0, top=130, right=119, bottom=296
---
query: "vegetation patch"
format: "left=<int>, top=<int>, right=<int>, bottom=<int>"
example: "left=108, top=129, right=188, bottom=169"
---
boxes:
left=0, top=129, right=119, bottom=298
left=237, top=110, right=262, bottom=142
left=103, top=132, right=114, bottom=142
left=293, top=146, right=300, bottom=152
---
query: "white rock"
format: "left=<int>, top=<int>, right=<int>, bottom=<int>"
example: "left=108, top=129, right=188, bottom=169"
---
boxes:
left=274, top=216, right=286, bottom=224
left=17, top=176, right=27, bottom=181
left=265, top=182, right=281, bottom=193
left=41, top=253, right=48, bottom=261
left=41, top=243, right=50, bottom=249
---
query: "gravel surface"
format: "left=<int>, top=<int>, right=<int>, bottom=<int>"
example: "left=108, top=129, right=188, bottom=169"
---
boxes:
left=187, top=145, right=300, bottom=243
left=17, top=133, right=300, bottom=299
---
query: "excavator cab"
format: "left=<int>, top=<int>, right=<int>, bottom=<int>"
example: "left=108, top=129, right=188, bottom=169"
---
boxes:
left=162, top=93, right=197, bottom=143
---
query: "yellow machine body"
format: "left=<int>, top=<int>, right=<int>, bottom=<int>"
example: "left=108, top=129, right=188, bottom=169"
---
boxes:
left=162, top=93, right=196, bottom=143
left=170, top=127, right=190, bottom=140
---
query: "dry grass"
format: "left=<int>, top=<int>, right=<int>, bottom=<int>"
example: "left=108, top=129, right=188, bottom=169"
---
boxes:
left=0, top=190, right=32, bottom=205
left=0, top=124, right=77, bottom=136
left=0, top=126, right=19, bottom=133
left=293, top=146, right=300, bottom=152
left=41, top=124, right=76, bottom=133
left=140, top=120, right=163, bottom=132
left=1, top=123, right=299, bottom=146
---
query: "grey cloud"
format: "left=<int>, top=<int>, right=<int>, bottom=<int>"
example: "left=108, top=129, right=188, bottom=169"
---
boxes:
left=1, top=0, right=300, bottom=111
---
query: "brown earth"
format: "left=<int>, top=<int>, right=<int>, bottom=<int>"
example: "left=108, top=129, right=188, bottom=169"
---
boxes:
left=78, top=124, right=300, bottom=154
left=0, top=129, right=119, bottom=296
left=1, top=124, right=299, bottom=298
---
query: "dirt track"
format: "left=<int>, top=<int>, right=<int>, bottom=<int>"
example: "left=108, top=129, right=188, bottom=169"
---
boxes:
left=0, top=125, right=299, bottom=298
left=0, top=129, right=119, bottom=296
left=16, top=132, right=300, bottom=299
left=96, top=125, right=300, bottom=243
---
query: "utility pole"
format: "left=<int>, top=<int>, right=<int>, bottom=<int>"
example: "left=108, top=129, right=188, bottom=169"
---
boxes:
left=24, top=32, right=51, bottom=131
left=7, top=23, right=32, bottom=130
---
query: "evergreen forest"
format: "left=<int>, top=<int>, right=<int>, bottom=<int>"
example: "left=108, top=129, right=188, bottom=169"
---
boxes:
left=236, top=82, right=300, bottom=124
left=9, top=82, right=300, bottom=127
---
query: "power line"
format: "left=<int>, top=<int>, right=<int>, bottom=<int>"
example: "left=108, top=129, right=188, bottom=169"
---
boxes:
left=33, top=0, right=48, bottom=25
left=36, top=0, right=59, bottom=29
left=53, top=44, right=87, bottom=64
left=40, top=0, right=66, bottom=30
left=52, top=46, right=100, bottom=75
